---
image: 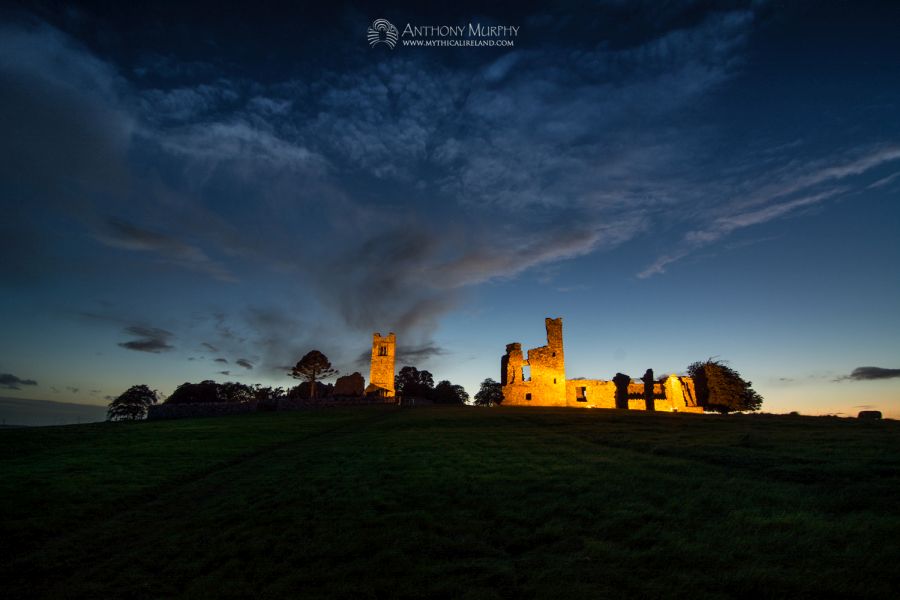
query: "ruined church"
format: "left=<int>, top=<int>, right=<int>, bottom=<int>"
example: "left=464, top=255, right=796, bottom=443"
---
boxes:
left=365, top=332, right=396, bottom=397
left=501, top=318, right=703, bottom=412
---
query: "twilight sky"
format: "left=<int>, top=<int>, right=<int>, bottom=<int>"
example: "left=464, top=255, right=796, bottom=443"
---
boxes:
left=1, top=1, right=899, bottom=418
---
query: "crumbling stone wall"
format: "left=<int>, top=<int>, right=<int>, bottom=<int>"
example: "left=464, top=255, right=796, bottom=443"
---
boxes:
left=501, top=318, right=567, bottom=406
left=334, top=372, right=365, bottom=396
left=368, top=332, right=395, bottom=397
left=501, top=318, right=703, bottom=413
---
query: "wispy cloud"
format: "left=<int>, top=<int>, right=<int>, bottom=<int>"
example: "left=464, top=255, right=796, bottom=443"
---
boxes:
left=118, top=325, right=174, bottom=353
left=95, top=219, right=237, bottom=283
left=639, top=147, right=900, bottom=278
left=835, top=367, right=900, bottom=382
left=0, top=373, right=38, bottom=389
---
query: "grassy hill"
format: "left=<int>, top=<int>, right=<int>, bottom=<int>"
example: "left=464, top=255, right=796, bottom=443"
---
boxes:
left=1, top=407, right=898, bottom=599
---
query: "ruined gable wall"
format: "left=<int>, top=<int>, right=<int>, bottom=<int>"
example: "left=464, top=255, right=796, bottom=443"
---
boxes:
left=501, top=318, right=566, bottom=406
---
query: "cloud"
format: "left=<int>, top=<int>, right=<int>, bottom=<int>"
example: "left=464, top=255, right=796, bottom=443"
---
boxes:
left=6, top=7, right=898, bottom=381
left=66, top=386, right=79, bottom=394
left=836, top=367, right=900, bottom=382
left=218, top=370, right=230, bottom=376
left=354, top=342, right=447, bottom=369
left=638, top=146, right=900, bottom=278
left=236, top=358, right=253, bottom=369
left=118, top=325, right=174, bottom=353
left=95, top=218, right=236, bottom=283
left=214, top=358, right=228, bottom=364
left=397, top=344, right=447, bottom=366
left=0, top=373, right=38, bottom=389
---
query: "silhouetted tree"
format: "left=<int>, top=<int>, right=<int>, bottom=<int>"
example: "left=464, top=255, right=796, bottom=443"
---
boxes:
left=432, top=380, right=469, bottom=404
left=252, top=385, right=284, bottom=402
left=287, top=381, right=333, bottom=400
left=613, top=373, right=631, bottom=409
left=395, top=366, right=434, bottom=398
left=687, top=359, right=763, bottom=413
left=166, top=380, right=221, bottom=404
left=290, top=351, right=338, bottom=400
left=107, top=385, right=158, bottom=421
left=473, top=378, right=503, bottom=406
left=218, top=381, right=254, bottom=403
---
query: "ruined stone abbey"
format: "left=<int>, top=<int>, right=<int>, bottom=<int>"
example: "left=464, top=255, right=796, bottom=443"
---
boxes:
left=501, top=318, right=703, bottom=412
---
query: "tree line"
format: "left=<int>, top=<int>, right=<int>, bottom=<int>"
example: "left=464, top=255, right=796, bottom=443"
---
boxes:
left=107, top=354, right=761, bottom=420
left=107, top=349, right=471, bottom=420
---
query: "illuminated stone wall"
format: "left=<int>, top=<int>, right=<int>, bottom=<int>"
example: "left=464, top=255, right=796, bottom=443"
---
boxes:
left=368, top=332, right=396, bottom=397
left=501, top=318, right=567, bottom=406
left=501, top=319, right=704, bottom=413
left=566, top=379, right=617, bottom=408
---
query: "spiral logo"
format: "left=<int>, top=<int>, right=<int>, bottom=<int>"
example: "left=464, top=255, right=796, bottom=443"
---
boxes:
left=367, top=18, right=399, bottom=49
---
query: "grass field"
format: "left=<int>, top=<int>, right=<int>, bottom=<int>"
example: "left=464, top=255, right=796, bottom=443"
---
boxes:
left=2, top=406, right=898, bottom=599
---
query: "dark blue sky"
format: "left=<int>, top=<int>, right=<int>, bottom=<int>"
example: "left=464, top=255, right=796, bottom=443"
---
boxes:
left=1, top=1, right=899, bottom=417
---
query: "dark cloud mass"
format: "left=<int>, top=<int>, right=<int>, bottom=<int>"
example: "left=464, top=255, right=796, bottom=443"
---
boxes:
left=236, top=358, right=253, bottom=369
left=0, top=5, right=795, bottom=347
left=118, top=325, right=174, bottom=353
left=837, top=367, right=900, bottom=382
left=214, top=358, right=228, bottom=363
left=95, top=219, right=236, bottom=283
left=0, top=373, right=38, bottom=389
left=354, top=343, right=446, bottom=369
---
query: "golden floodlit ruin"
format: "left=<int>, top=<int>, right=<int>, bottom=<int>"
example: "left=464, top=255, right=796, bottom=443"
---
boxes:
left=366, top=332, right=396, bottom=397
left=501, top=318, right=703, bottom=412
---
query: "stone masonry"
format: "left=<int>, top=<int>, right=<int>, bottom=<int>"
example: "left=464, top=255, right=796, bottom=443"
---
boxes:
left=501, top=317, right=703, bottom=412
left=367, top=332, right=396, bottom=397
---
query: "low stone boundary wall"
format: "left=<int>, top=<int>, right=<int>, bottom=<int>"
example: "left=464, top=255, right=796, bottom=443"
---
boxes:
left=146, top=397, right=398, bottom=420
left=147, top=402, right=259, bottom=420
left=277, top=397, right=398, bottom=410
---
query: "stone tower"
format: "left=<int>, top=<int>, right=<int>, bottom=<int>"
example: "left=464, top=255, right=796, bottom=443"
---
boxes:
left=368, top=332, right=396, bottom=397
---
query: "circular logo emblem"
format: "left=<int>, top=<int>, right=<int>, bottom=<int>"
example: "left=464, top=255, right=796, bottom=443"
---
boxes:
left=367, top=19, right=399, bottom=49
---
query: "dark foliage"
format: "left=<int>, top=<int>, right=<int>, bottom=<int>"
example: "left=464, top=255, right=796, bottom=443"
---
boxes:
left=290, top=351, right=338, bottom=399
left=687, top=359, right=763, bottom=413
left=287, top=381, right=333, bottom=400
left=473, top=378, right=503, bottom=406
left=106, top=385, right=158, bottom=421
left=431, top=380, right=469, bottom=404
left=166, top=380, right=222, bottom=404
left=395, top=366, right=434, bottom=398
left=218, top=382, right=254, bottom=403
left=165, top=381, right=264, bottom=404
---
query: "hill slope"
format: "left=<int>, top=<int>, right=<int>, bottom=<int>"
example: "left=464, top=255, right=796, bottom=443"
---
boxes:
left=1, top=407, right=898, bottom=598
left=0, top=397, right=108, bottom=426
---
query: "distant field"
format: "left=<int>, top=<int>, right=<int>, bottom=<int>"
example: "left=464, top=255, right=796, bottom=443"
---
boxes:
left=0, top=397, right=107, bottom=427
left=1, top=407, right=898, bottom=599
